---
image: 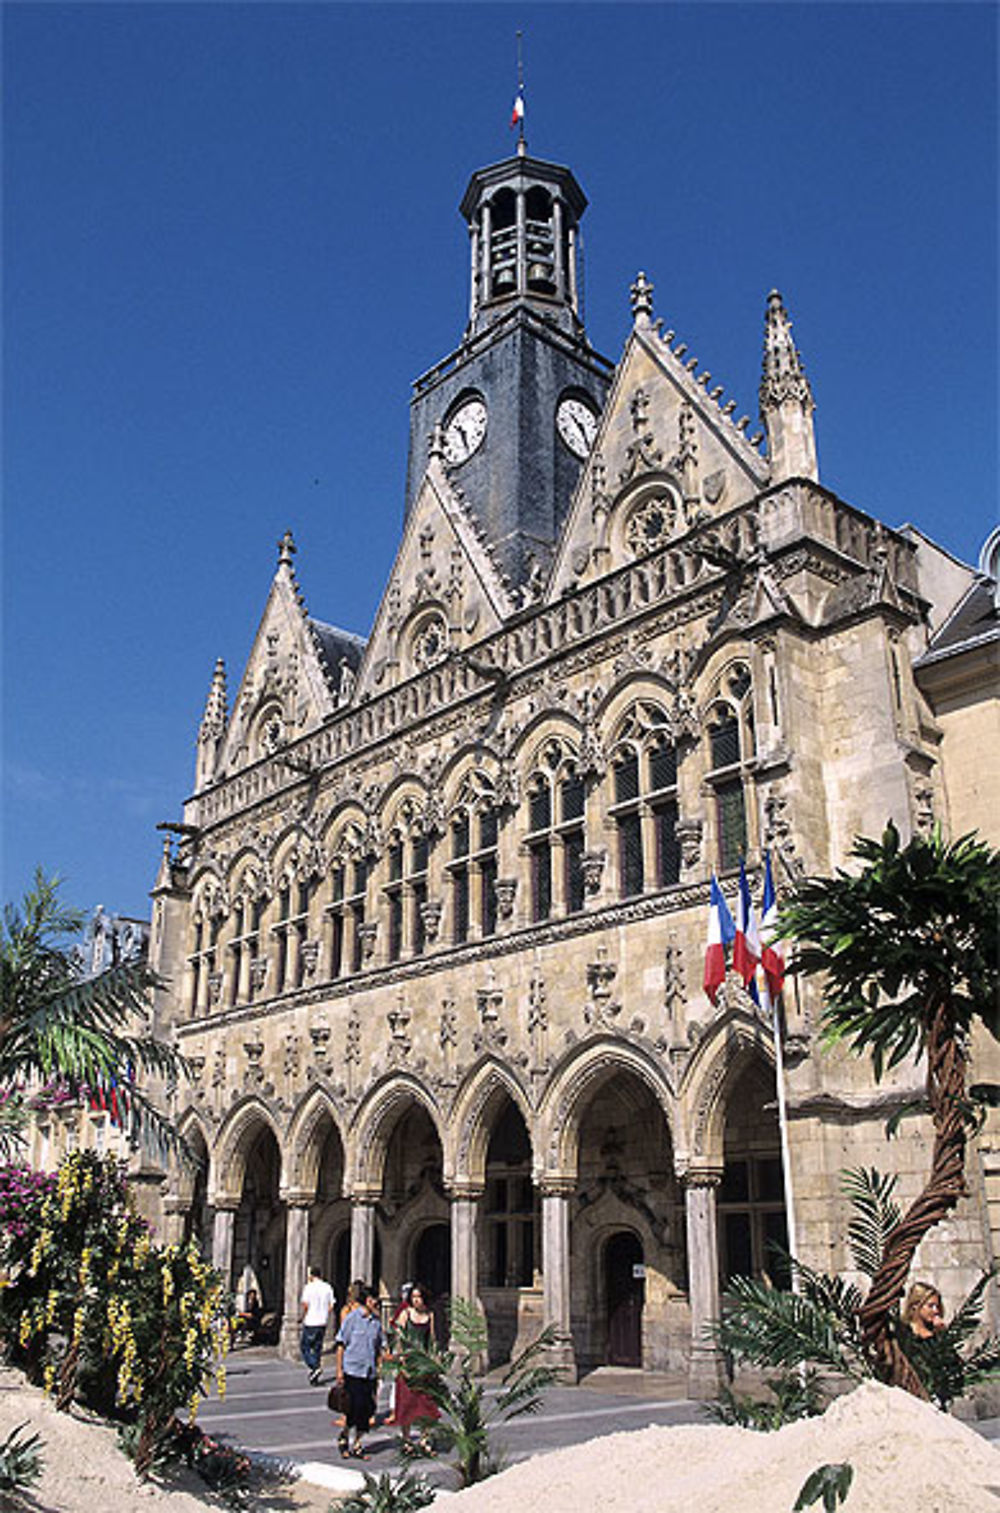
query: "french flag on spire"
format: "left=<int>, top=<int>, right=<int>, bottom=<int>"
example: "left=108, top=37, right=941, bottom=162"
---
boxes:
left=704, top=874, right=736, bottom=1005
left=510, top=92, right=525, bottom=129
left=733, top=858, right=762, bottom=1001
left=760, top=850, right=786, bottom=1002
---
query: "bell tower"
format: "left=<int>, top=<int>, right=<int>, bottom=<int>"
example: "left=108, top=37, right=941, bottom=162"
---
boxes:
left=405, top=148, right=613, bottom=594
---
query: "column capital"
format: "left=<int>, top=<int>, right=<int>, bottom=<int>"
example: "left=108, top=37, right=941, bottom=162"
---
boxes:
left=446, top=1181, right=485, bottom=1202
left=209, top=1194, right=240, bottom=1212
left=679, top=1166, right=723, bottom=1190
left=280, top=1189, right=314, bottom=1209
left=349, top=1187, right=380, bottom=1207
left=538, top=1174, right=576, bottom=1198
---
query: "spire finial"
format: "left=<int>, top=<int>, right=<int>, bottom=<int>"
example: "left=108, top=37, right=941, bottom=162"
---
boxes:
left=759, top=290, right=818, bottom=482
left=759, top=290, right=814, bottom=415
left=630, top=270, right=654, bottom=326
left=511, top=30, right=526, bottom=154
left=278, top=528, right=297, bottom=569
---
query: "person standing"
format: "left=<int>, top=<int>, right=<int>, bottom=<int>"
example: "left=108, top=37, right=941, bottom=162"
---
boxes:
left=393, top=1282, right=440, bottom=1454
left=334, top=1284, right=386, bottom=1459
left=301, top=1265, right=336, bottom=1386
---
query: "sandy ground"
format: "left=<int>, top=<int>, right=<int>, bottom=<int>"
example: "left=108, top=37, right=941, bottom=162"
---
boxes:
left=2, top=1366, right=999, bottom=1512
left=0, top=1366, right=332, bottom=1513
left=445, top=1380, right=1000, bottom=1513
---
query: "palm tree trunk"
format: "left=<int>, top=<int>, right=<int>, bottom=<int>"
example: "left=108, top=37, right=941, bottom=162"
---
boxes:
left=858, top=996, right=967, bottom=1394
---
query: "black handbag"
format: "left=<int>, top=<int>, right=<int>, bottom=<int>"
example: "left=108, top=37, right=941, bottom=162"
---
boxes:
left=327, top=1381, right=350, bottom=1414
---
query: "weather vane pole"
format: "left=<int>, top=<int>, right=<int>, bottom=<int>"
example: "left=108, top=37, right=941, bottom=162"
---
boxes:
left=510, top=29, right=526, bottom=154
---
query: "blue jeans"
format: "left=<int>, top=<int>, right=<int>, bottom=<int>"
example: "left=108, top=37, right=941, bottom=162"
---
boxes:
left=301, top=1324, right=325, bottom=1372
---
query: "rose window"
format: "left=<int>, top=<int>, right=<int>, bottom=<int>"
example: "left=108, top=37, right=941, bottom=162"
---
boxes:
left=625, top=494, right=679, bottom=556
left=412, top=615, right=448, bottom=670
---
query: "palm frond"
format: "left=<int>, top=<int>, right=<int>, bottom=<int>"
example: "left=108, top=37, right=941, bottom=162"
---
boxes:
left=841, top=1167, right=901, bottom=1278
left=716, top=1276, right=861, bottom=1378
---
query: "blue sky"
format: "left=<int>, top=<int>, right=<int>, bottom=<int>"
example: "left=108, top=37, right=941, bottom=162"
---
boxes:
left=3, top=1, right=997, bottom=920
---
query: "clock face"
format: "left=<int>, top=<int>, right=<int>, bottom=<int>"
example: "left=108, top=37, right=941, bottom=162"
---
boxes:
left=556, top=396, right=598, bottom=459
left=443, top=397, right=488, bottom=465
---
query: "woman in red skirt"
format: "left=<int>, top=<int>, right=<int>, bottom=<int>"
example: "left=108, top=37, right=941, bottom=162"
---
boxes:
left=393, top=1283, right=440, bottom=1454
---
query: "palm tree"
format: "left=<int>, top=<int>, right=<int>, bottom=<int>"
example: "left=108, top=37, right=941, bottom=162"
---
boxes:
left=0, top=869, right=188, bottom=1161
left=396, top=1297, right=562, bottom=1487
left=779, top=823, right=1000, bottom=1394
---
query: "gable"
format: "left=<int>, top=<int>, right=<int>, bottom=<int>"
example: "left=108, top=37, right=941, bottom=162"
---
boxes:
left=549, top=325, right=770, bottom=597
left=210, top=552, right=346, bottom=782
left=353, top=453, right=514, bottom=700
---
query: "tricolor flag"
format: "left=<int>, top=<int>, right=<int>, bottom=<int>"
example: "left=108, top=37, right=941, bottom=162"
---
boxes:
left=733, top=857, right=762, bottom=1001
left=704, top=874, right=736, bottom=1005
left=760, top=850, right=786, bottom=1002
left=510, top=93, right=525, bottom=129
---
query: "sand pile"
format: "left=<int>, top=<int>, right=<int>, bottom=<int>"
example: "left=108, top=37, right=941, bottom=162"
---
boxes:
left=448, top=1382, right=1000, bottom=1513
left=0, top=1366, right=331, bottom=1513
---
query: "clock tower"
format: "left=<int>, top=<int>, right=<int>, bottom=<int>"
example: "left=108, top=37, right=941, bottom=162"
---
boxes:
left=406, top=145, right=614, bottom=594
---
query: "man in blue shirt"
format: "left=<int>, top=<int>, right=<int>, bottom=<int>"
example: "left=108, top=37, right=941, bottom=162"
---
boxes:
left=334, top=1285, right=386, bottom=1459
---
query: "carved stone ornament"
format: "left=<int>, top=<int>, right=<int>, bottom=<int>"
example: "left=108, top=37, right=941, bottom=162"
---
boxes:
left=207, top=971, right=224, bottom=1006
left=309, top=1020, right=331, bottom=1065
left=625, top=493, right=683, bottom=557
left=283, top=1033, right=300, bottom=1080
left=584, top=946, right=620, bottom=1028
left=494, top=877, right=518, bottom=921
left=300, top=938, right=320, bottom=979
left=580, top=849, right=607, bottom=896
left=474, top=983, right=507, bottom=1054
left=250, top=956, right=268, bottom=994
left=420, top=898, right=444, bottom=944
left=358, top=921, right=379, bottom=962
left=675, top=818, right=703, bottom=876
left=387, top=1000, right=412, bottom=1063
left=243, top=1038, right=265, bottom=1089
left=664, top=942, right=687, bottom=1019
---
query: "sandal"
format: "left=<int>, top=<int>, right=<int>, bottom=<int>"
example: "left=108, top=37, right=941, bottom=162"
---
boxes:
left=338, top=1432, right=350, bottom=1459
left=350, top=1444, right=370, bottom=1460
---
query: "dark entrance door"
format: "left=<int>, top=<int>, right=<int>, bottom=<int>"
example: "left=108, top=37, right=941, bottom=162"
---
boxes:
left=413, top=1223, right=452, bottom=1344
left=605, top=1230, right=644, bottom=1367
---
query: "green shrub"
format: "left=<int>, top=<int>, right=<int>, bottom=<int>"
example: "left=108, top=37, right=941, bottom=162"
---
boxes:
left=0, top=1150, right=229, bottom=1476
left=707, top=1368, right=824, bottom=1430
left=336, top=1469, right=436, bottom=1512
left=0, top=1422, right=43, bottom=1494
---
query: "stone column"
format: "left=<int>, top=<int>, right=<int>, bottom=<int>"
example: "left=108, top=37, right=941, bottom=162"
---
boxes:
left=552, top=197, right=565, bottom=302
left=640, top=802, right=658, bottom=891
left=515, top=189, right=526, bottom=295
left=350, top=1196, right=377, bottom=1284
left=279, top=1199, right=311, bottom=1358
left=285, top=923, right=301, bottom=992
left=481, top=200, right=492, bottom=300
left=159, top=1194, right=188, bottom=1247
left=211, top=1202, right=237, bottom=1287
left=683, top=1171, right=723, bottom=1398
left=540, top=1178, right=577, bottom=1378
left=448, top=1185, right=482, bottom=1306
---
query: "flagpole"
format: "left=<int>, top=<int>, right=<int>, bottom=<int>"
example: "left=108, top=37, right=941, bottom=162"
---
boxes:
left=516, top=29, right=526, bottom=154
left=764, top=976, right=800, bottom=1294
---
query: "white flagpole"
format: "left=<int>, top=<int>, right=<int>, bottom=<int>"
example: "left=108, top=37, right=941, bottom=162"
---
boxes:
left=763, top=972, right=800, bottom=1294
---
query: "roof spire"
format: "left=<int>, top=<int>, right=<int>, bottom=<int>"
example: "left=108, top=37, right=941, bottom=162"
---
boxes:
left=195, top=657, right=228, bottom=790
left=759, top=290, right=818, bottom=483
left=278, top=528, right=297, bottom=570
left=511, top=30, right=526, bottom=155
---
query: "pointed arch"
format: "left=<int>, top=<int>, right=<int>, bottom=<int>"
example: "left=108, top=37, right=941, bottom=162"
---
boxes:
left=680, top=1007, right=775, bottom=1167
left=211, top=1096, right=285, bottom=1204
left=451, top=1058, right=533, bottom=1185
left=285, top=1085, right=347, bottom=1197
left=350, top=1074, right=446, bottom=1191
left=539, top=1038, right=675, bottom=1178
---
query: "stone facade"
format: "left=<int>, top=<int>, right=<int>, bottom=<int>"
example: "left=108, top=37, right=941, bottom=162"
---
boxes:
left=147, top=147, right=997, bottom=1390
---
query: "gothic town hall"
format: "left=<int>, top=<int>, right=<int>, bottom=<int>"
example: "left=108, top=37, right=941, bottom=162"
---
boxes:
left=146, top=142, right=1000, bottom=1394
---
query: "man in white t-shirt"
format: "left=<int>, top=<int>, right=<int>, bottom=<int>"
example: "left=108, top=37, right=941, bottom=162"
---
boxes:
left=300, top=1265, right=336, bottom=1384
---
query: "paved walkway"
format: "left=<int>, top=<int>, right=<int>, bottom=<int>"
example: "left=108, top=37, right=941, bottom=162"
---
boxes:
left=200, top=1348, right=706, bottom=1491
left=201, top=1347, right=1000, bottom=1493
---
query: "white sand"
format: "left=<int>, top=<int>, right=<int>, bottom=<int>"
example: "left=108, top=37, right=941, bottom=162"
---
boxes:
left=447, top=1382, right=1000, bottom=1513
left=2, top=1367, right=998, bottom=1512
left=0, top=1366, right=330, bottom=1512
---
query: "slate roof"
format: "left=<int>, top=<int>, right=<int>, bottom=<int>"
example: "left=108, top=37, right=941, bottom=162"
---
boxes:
left=916, top=577, right=999, bottom=666
left=309, top=618, right=367, bottom=687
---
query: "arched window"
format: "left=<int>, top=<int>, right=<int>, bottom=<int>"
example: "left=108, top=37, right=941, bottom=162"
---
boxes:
left=523, top=741, right=586, bottom=922
left=705, top=663, right=755, bottom=872
left=448, top=805, right=499, bottom=944
left=383, top=806, right=433, bottom=961
left=326, top=826, right=369, bottom=979
left=608, top=703, right=682, bottom=899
